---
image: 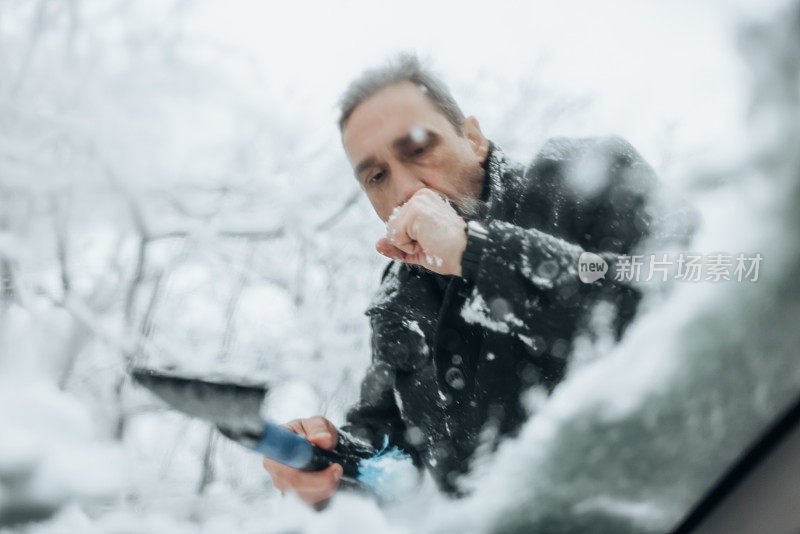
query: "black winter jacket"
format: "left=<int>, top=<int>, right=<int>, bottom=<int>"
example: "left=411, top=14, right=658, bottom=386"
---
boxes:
left=337, top=136, right=696, bottom=495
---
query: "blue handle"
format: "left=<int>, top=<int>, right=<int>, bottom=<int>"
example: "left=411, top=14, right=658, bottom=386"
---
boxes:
left=251, top=422, right=316, bottom=469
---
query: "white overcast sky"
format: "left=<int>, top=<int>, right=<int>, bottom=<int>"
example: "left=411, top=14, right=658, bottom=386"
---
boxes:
left=184, top=0, right=789, bottom=180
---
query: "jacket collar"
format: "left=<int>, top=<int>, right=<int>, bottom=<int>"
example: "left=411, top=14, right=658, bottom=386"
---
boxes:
left=477, top=140, right=526, bottom=224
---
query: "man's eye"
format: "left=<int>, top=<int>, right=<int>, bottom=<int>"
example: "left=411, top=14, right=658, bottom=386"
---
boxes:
left=368, top=172, right=384, bottom=184
left=412, top=145, right=426, bottom=156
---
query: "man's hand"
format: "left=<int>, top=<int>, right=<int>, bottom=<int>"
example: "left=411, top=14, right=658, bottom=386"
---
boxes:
left=261, top=416, right=343, bottom=510
left=377, top=188, right=468, bottom=276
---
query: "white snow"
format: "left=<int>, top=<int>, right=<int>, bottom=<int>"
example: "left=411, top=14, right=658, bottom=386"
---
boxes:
left=402, top=319, right=425, bottom=339
left=409, top=127, right=428, bottom=144
left=460, top=291, right=510, bottom=333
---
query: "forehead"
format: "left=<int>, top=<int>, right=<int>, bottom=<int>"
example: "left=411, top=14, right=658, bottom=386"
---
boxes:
left=342, top=81, right=450, bottom=164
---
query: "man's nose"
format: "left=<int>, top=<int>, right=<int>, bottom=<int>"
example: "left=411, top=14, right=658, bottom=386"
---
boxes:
left=392, top=168, right=424, bottom=207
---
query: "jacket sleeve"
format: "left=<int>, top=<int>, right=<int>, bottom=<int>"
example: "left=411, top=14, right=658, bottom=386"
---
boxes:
left=462, top=136, right=698, bottom=340
left=335, top=266, right=424, bottom=473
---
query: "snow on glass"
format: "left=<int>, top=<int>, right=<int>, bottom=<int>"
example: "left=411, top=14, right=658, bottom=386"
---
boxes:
left=460, top=291, right=524, bottom=334
left=409, top=126, right=428, bottom=144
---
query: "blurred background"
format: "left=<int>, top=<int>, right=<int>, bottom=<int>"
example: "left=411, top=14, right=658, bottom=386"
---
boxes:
left=1, top=0, right=799, bottom=532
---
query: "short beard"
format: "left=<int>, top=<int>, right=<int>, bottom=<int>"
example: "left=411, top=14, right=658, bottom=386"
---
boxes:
left=449, top=194, right=486, bottom=220
left=446, top=159, right=487, bottom=220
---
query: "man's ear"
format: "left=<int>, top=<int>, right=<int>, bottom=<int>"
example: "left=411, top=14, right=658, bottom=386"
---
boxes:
left=461, top=116, right=489, bottom=162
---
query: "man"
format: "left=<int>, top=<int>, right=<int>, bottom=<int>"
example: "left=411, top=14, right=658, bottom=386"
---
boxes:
left=262, top=54, right=695, bottom=508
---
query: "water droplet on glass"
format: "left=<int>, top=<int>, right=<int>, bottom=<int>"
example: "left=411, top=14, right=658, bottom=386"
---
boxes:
left=364, top=362, right=394, bottom=397
left=404, top=426, right=425, bottom=446
left=437, top=390, right=452, bottom=407
left=446, top=470, right=462, bottom=486
left=410, top=125, right=428, bottom=143
left=521, top=364, right=540, bottom=384
left=537, top=259, right=560, bottom=279
left=488, top=297, right=511, bottom=321
left=525, top=335, right=546, bottom=355
left=551, top=338, right=570, bottom=359
left=445, top=367, right=466, bottom=390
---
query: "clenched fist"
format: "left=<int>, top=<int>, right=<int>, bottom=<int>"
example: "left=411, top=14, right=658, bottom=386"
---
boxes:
left=376, top=188, right=468, bottom=276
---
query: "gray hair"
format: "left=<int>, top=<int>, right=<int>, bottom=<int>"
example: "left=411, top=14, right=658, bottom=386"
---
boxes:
left=337, top=52, right=466, bottom=135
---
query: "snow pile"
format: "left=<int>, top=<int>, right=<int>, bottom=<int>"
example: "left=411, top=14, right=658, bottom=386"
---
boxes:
left=0, top=379, right=122, bottom=528
left=0, top=299, right=123, bottom=530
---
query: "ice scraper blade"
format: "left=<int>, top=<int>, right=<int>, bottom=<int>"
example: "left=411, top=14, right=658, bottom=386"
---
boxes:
left=130, top=366, right=268, bottom=435
left=130, top=367, right=367, bottom=480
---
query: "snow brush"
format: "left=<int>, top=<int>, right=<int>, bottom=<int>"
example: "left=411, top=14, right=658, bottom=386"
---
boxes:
left=130, top=367, right=417, bottom=500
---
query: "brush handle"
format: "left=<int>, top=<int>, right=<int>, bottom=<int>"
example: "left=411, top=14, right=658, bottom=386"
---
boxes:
left=251, top=422, right=361, bottom=479
left=308, top=446, right=361, bottom=479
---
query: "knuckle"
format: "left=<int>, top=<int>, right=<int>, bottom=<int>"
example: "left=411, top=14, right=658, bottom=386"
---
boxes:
left=307, top=415, right=325, bottom=428
left=417, top=189, right=439, bottom=204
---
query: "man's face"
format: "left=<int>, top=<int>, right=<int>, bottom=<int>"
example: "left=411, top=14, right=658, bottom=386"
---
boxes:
left=342, top=81, right=489, bottom=222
